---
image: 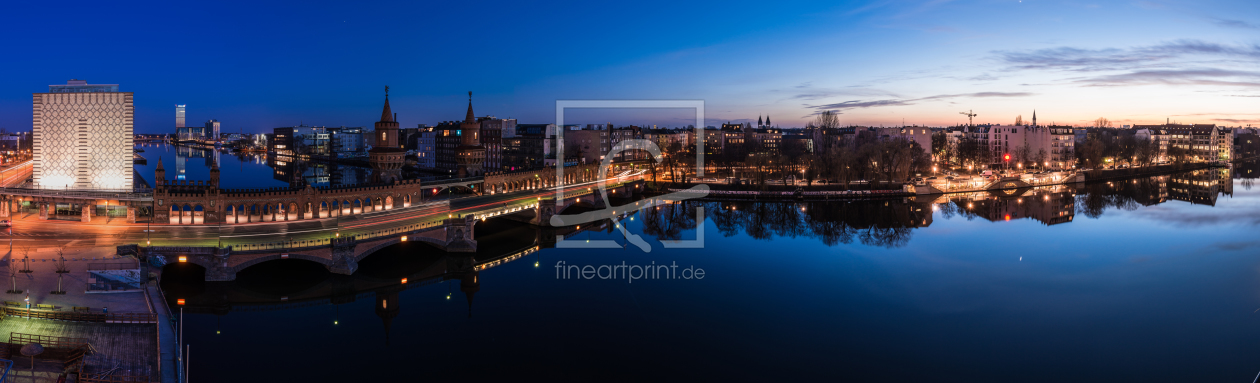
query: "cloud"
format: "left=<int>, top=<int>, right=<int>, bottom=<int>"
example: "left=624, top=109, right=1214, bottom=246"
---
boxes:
left=810, top=99, right=914, bottom=110
left=1074, top=68, right=1260, bottom=88
left=966, top=73, right=998, bottom=81
left=1214, top=241, right=1260, bottom=251
left=996, top=40, right=1260, bottom=72
left=1213, top=18, right=1260, bottom=30
left=784, top=83, right=902, bottom=101
left=808, top=92, right=1034, bottom=111
left=1213, top=118, right=1260, bottom=124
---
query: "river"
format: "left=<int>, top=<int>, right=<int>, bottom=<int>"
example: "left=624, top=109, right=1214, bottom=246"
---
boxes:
left=159, top=160, right=1260, bottom=381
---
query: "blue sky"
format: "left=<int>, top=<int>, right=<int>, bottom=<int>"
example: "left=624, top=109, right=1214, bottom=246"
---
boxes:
left=1, top=0, right=1257, bottom=133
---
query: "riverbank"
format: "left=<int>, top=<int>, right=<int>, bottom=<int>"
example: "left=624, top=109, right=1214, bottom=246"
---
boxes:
left=658, top=161, right=1231, bottom=201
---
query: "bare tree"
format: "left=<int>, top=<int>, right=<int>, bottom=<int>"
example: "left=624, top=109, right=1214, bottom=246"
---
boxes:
left=52, top=245, right=68, bottom=295
left=1094, top=117, right=1112, bottom=128
left=1014, top=115, right=1023, bottom=126
left=813, top=110, right=840, bottom=130
left=6, top=256, right=17, bottom=294
left=18, top=246, right=30, bottom=273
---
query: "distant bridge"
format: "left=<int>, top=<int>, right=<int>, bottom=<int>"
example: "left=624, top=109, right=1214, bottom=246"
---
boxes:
left=130, top=179, right=646, bottom=281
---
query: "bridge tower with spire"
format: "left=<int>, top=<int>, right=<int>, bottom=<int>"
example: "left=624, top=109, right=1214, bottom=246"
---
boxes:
left=369, top=86, right=405, bottom=183
left=455, top=91, right=486, bottom=180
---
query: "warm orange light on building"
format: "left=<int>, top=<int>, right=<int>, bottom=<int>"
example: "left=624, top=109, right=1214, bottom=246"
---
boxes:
left=401, top=278, right=408, bottom=284
left=177, top=299, right=185, bottom=305
left=1004, top=214, right=1011, bottom=221
left=401, top=236, right=407, bottom=242
left=178, top=256, right=187, bottom=263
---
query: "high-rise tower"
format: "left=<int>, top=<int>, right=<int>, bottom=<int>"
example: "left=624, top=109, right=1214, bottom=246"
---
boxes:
left=456, top=92, right=485, bottom=178
left=33, top=79, right=133, bottom=190
left=369, top=86, right=404, bottom=183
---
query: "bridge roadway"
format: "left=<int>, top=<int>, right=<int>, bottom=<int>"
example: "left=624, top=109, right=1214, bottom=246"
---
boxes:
left=0, top=176, right=643, bottom=250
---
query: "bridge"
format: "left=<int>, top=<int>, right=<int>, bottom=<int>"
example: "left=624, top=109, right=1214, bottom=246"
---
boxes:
left=125, top=177, right=647, bottom=281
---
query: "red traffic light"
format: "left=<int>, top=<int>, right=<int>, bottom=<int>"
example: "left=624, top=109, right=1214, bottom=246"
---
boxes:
left=1004, top=154, right=1010, bottom=161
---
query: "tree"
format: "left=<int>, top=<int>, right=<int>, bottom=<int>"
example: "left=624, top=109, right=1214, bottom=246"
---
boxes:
left=1012, top=142, right=1031, bottom=169
left=931, top=131, right=949, bottom=161
left=746, top=155, right=770, bottom=189
left=813, top=110, right=840, bottom=130
left=1014, top=115, right=1023, bottom=126
left=802, top=154, right=819, bottom=186
left=1094, top=117, right=1112, bottom=128
left=827, top=145, right=857, bottom=190
left=955, top=136, right=989, bottom=173
left=1134, top=138, right=1155, bottom=167
left=665, top=141, right=682, bottom=184
left=1080, top=139, right=1106, bottom=170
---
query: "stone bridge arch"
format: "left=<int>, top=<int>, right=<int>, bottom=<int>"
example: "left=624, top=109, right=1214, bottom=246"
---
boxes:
left=231, top=253, right=332, bottom=275
left=986, top=178, right=1034, bottom=190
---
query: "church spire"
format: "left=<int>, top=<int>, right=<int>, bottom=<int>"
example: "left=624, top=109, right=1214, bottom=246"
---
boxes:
left=380, top=86, right=394, bottom=122
left=1032, top=110, right=1037, bottom=127
left=757, top=115, right=763, bottom=127
left=464, top=91, right=475, bottom=123
left=766, top=115, right=771, bottom=127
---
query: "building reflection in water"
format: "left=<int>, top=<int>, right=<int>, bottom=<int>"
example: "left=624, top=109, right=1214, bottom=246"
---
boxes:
left=159, top=165, right=1248, bottom=344
left=938, top=186, right=1076, bottom=225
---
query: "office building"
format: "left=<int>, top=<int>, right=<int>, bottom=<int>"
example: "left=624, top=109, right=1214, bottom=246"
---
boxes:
left=176, top=104, right=185, bottom=128
left=33, top=80, right=133, bottom=190
left=205, top=119, right=220, bottom=142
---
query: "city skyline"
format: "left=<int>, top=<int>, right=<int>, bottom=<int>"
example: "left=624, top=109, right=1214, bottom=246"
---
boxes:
left=1, top=0, right=1257, bottom=133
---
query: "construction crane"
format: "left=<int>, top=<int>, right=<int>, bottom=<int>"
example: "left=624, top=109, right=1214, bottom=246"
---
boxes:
left=960, top=110, right=977, bottom=126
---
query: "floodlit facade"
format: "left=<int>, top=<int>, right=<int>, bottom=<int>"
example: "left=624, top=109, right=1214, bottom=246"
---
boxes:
left=33, top=80, right=134, bottom=190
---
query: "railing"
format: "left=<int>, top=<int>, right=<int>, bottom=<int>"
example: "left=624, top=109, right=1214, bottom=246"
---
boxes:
left=9, top=332, right=89, bottom=349
left=0, top=186, right=153, bottom=201
left=0, top=307, right=156, bottom=323
left=356, top=221, right=446, bottom=242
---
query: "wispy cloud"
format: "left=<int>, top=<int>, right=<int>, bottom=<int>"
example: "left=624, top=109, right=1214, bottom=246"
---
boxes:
left=783, top=83, right=902, bottom=101
left=1213, top=118, right=1260, bottom=124
left=996, top=40, right=1260, bottom=72
left=1213, top=18, right=1260, bottom=30
left=808, top=92, right=1034, bottom=111
left=1075, top=68, right=1260, bottom=88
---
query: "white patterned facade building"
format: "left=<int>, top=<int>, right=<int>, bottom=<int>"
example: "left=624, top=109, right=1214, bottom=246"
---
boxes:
left=32, top=80, right=134, bottom=190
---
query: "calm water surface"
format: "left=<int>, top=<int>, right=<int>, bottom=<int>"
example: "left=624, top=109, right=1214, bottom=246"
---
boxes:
left=134, top=143, right=376, bottom=189
left=162, top=162, right=1260, bottom=382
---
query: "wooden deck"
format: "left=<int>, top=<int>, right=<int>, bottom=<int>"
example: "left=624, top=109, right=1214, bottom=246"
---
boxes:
left=0, top=317, right=156, bottom=380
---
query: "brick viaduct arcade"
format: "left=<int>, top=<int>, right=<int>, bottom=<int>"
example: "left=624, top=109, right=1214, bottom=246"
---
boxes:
left=110, top=161, right=647, bottom=282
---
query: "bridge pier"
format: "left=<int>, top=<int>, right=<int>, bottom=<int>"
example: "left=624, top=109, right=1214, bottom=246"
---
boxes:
left=444, top=216, right=477, bottom=253
left=532, top=198, right=556, bottom=227
left=204, top=250, right=235, bottom=281
left=328, top=237, right=359, bottom=275
left=38, top=203, right=47, bottom=220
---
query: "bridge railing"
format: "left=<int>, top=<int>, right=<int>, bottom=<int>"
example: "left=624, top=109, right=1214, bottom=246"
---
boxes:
left=356, top=220, right=446, bottom=241
left=232, top=238, right=334, bottom=252
left=465, top=203, right=540, bottom=221
left=230, top=220, right=451, bottom=252
left=0, top=186, right=154, bottom=201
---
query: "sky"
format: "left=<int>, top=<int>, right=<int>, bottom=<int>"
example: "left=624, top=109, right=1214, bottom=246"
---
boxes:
left=1, top=0, right=1258, bottom=133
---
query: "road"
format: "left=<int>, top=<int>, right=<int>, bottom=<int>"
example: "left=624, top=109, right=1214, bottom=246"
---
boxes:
left=0, top=176, right=641, bottom=250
